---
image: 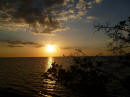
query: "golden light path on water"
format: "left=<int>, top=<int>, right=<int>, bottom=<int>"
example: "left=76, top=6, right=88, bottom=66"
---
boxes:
left=47, top=57, right=54, bottom=69
left=40, top=57, right=71, bottom=97
left=39, top=57, right=57, bottom=97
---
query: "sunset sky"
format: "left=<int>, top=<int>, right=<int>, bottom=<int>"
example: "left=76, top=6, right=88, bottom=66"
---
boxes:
left=0, top=0, right=130, bottom=57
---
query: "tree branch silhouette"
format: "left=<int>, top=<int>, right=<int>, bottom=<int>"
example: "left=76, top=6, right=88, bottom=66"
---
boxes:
left=95, top=17, right=130, bottom=55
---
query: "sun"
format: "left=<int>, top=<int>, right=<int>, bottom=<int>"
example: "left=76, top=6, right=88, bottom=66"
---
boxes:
left=46, top=44, right=55, bottom=53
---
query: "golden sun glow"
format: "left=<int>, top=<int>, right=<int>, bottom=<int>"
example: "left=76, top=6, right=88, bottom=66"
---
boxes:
left=46, top=44, right=55, bottom=53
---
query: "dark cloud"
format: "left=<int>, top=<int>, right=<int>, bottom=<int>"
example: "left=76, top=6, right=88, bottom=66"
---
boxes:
left=0, top=0, right=64, bottom=34
left=0, top=40, right=43, bottom=48
left=62, top=47, right=86, bottom=50
left=0, top=0, right=102, bottom=34
left=7, top=45, right=24, bottom=48
left=62, top=47, right=74, bottom=50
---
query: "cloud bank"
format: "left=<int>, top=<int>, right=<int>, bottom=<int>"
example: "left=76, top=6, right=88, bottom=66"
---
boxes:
left=0, top=40, right=42, bottom=48
left=0, top=0, right=102, bottom=34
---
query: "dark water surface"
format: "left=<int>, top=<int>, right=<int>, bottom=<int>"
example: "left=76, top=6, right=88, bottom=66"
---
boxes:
left=0, top=57, right=74, bottom=97
left=0, top=57, right=130, bottom=97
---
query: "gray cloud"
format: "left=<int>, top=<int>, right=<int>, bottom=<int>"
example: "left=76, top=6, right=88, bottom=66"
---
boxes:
left=0, top=0, right=102, bottom=34
left=62, top=47, right=75, bottom=50
left=0, top=40, right=43, bottom=48
left=86, top=16, right=97, bottom=22
left=86, top=16, right=95, bottom=20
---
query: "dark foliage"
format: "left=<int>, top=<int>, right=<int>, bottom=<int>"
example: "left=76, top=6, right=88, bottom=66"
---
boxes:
left=95, top=17, right=130, bottom=55
left=42, top=57, right=126, bottom=97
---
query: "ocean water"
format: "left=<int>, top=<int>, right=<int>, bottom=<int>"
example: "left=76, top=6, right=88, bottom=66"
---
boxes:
left=0, top=57, right=74, bottom=97
left=0, top=57, right=130, bottom=97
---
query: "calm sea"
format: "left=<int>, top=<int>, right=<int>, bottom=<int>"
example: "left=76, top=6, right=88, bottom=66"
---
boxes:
left=0, top=57, right=129, bottom=97
left=0, top=57, right=75, bottom=97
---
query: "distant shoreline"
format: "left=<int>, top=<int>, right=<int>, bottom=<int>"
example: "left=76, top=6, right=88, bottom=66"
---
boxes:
left=0, top=55, right=128, bottom=58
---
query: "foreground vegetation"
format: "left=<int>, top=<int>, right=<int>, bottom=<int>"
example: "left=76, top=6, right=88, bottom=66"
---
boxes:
left=42, top=56, right=130, bottom=97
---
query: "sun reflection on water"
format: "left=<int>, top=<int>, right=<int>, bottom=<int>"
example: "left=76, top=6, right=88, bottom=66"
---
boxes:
left=40, top=57, right=57, bottom=97
left=40, top=57, right=69, bottom=97
left=47, top=57, right=54, bottom=69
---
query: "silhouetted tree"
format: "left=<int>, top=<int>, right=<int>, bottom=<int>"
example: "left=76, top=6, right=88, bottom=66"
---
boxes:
left=95, top=17, right=130, bottom=55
